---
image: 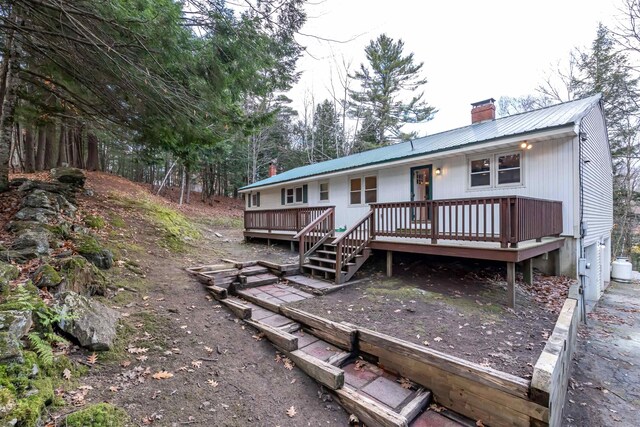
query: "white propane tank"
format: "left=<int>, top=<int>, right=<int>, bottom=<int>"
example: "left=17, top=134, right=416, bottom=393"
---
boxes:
left=611, top=257, right=633, bottom=282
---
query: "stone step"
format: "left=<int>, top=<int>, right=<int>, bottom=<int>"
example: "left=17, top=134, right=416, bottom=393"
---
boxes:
left=236, top=284, right=315, bottom=311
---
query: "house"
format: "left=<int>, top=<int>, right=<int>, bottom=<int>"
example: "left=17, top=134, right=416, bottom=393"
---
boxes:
left=239, top=95, right=613, bottom=308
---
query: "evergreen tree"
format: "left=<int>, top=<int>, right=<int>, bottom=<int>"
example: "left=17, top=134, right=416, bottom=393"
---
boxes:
left=349, top=34, right=436, bottom=147
left=310, top=100, right=343, bottom=162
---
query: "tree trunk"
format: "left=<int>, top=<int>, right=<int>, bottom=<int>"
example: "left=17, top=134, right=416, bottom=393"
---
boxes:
left=86, top=131, right=99, bottom=171
left=44, top=122, right=55, bottom=169
left=0, top=11, right=19, bottom=191
left=57, top=121, right=68, bottom=167
left=35, top=126, right=46, bottom=170
left=23, top=126, right=35, bottom=172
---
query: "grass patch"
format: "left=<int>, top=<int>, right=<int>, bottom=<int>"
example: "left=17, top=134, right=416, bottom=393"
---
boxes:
left=100, top=309, right=168, bottom=362
left=196, top=216, right=243, bottom=229
left=109, top=214, right=126, bottom=228
left=84, top=215, right=106, bottom=230
left=109, top=196, right=200, bottom=252
left=65, top=403, right=131, bottom=426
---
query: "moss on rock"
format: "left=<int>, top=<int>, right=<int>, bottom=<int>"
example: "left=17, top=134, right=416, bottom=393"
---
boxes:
left=32, top=265, right=62, bottom=289
left=73, top=234, right=113, bottom=270
left=65, top=403, right=131, bottom=426
left=56, top=256, right=108, bottom=296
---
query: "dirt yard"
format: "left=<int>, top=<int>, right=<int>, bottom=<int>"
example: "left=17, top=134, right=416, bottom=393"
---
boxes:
left=291, top=253, right=569, bottom=378
left=40, top=173, right=349, bottom=426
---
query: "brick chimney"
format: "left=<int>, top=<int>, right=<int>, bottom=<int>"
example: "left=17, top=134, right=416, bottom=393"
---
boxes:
left=268, top=160, right=277, bottom=177
left=471, top=98, right=496, bottom=124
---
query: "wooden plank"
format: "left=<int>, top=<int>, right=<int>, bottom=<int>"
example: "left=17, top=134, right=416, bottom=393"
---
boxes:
left=506, top=261, right=516, bottom=309
left=333, top=386, right=408, bottom=427
left=284, top=349, right=345, bottom=390
left=398, top=388, right=431, bottom=424
left=221, top=258, right=258, bottom=268
left=386, top=250, right=393, bottom=277
left=279, top=306, right=356, bottom=351
left=245, top=319, right=298, bottom=352
left=219, top=297, right=251, bottom=319
left=186, top=264, right=233, bottom=274
left=205, top=285, right=227, bottom=300
left=357, top=328, right=530, bottom=399
left=325, top=351, right=352, bottom=367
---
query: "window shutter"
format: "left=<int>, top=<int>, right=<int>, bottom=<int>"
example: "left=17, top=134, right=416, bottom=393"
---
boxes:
left=281, top=188, right=285, bottom=205
left=302, top=184, right=308, bottom=203
left=248, top=193, right=252, bottom=208
left=256, top=192, right=260, bottom=207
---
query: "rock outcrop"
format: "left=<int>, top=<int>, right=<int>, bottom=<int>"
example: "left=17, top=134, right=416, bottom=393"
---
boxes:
left=0, top=310, right=33, bottom=363
left=50, top=167, right=86, bottom=187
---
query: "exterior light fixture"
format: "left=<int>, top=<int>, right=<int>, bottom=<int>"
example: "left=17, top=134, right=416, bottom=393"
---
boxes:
left=520, top=141, right=528, bottom=149
left=435, top=168, right=442, bottom=175
left=527, top=143, right=532, bottom=150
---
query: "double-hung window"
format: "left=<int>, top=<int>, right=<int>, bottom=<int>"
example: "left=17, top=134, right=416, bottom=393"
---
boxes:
left=350, top=175, right=377, bottom=205
left=469, top=151, right=522, bottom=189
left=281, top=184, right=308, bottom=205
left=319, top=182, right=329, bottom=201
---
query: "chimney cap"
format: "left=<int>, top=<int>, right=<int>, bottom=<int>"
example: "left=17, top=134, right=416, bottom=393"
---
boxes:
left=471, top=98, right=496, bottom=107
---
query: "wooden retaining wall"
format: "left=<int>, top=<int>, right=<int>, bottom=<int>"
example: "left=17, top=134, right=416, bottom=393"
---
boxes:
left=531, top=286, right=581, bottom=427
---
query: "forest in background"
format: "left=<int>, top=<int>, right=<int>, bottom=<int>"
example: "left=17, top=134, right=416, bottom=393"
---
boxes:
left=2, top=0, right=640, bottom=258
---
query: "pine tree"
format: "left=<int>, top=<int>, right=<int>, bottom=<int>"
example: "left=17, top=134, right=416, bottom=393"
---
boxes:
left=349, top=34, right=436, bottom=147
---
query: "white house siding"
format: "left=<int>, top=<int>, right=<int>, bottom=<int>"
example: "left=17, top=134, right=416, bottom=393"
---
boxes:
left=580, top=105, right=613, bottom=247
left=247, top=135, right=580, bottom=238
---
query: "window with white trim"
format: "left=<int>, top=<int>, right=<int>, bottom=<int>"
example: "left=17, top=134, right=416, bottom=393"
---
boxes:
left=468, top=151, right=522, bottom=189
left=319, top=182, right=329, bottom=201
left=281, top=185, right=307, bottom=205
left=350, top=175, right=377, bottom=205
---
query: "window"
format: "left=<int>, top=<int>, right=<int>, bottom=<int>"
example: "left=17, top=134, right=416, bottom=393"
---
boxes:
left=319, top=182, right=329, bottom=201
left=468, top=151, right=522, bottom=188
left=470, top=158, right=491, bottom=187
left=281, top=185, right=308, bottom=205
left=350, top=178, right=361, bottom=204
left=350, top=175, right=377, bottom=205
left=251, top=192, right=260, bottom=207
left=365, top=176, right=377, bottom=203
left=497, top=153, right=521, bottom=185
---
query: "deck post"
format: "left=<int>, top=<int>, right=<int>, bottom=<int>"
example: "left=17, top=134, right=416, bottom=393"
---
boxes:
left=506, top=261, right=516, bottom=309
left=523, top=258, right=533, bottom=285
left=386, top=251, right=393, bottom=277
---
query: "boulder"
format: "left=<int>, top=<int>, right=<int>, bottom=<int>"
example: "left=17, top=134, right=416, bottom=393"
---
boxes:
left=8, top=230, right=50, bottom=261
left=13, top=207, right=57, bottom=224
left=0, top=331, right=22, bottom=363
left=0, top=310, right=33, bottom=337
left=55, top=256, right=108, bottom=296
left=50, top=167, right=86, bottom=187
left=74, top=235, right=113, bottom=270
left=0, top=261, right=19, bottom=294
left=57, top=292, right=119, bottom=351
left=32, top=264, right=63, bottom=289
left=0, top=310, right=32, bottom=364
left=21, top=189, right=57, bottom=211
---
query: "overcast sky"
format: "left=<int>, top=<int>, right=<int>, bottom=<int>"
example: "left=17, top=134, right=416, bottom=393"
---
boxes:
left=288, top=0, right=624, bottom=135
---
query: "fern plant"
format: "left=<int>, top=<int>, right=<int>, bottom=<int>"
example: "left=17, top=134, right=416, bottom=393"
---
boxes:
left=28, top=332, right=54, bottom=366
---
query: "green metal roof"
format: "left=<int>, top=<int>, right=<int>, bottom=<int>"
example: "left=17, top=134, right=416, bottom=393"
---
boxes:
left=241, top=94, right=602, bottom=191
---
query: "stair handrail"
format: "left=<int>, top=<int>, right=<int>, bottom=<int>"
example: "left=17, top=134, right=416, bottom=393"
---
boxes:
left=294, top=207, right=335, bottom=267
left=334, top=210, right=374, bottom=278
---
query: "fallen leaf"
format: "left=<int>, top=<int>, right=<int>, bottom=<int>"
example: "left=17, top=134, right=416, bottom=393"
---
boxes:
left=127, top=347, right=148, bottom=354
left=191, top=360, right=202, bottom=368
left=286, top=406, right=297, bottom=418
left=207, top=379, right=219, bottom=388
left=252, top=332, right=265, bottom=341
left=399, top=377, right=413, bottom=389
left=205, top=346, right=214, bottom=354
left=137, top=355, right=148, bottom=362
left=434, top=337, right=443, bottom=342
left=152, top=371, right=174, bottom=380
left=87, top=353, right=98, bottom=365
left=120, top=360, right=131, bottom=367
left=109, top=386, right=119, bottom=392
left=476, top=420, right=485, bottom=427
left=422, top=340, right=430, bottom=346
left=62, top=368, right=71, bottom=380
left=283, top=358, right=295, bottom=371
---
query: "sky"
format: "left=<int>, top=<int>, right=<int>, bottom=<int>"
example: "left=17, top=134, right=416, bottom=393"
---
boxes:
left=288, top=0, right=624, bottom=136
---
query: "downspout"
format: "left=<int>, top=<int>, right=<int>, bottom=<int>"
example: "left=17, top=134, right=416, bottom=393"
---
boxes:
left=578, top=121, right=588, bottom=323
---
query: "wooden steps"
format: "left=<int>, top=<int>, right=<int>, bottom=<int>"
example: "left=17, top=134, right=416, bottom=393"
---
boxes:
left=237, top=273, right=279, bottom=289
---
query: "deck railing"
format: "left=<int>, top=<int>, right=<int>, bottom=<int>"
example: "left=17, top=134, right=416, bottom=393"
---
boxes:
left=371, top=196, right=562, bottom=248
left=294, top=207, right=335, bottom=266
left=244, top=206, right=333, bottom=232
left=334, top=211, right=374, bottom=276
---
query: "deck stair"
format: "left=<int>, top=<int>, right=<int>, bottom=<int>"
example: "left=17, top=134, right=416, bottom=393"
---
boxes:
left=298, top=210, right=375, bottom=285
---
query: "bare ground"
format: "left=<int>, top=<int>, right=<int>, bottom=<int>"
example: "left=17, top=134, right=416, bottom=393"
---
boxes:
left=290, top=254, right=565, bottom=378
left=40, top=173, right=348, bottom=426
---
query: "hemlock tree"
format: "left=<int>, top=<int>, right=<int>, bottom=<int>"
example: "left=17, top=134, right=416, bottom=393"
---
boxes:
left=349, top=34, right=436, bottom=150
left=573, top=24, right=640, bottom=257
